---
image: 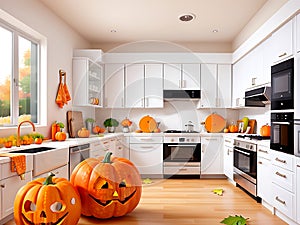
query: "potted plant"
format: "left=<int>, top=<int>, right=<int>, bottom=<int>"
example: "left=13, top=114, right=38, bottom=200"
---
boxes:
left=85, top=118, right=95, bottom=133
left=103, top=118, right=119, bottom=133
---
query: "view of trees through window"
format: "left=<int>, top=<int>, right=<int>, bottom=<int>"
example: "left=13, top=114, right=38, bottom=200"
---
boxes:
left=0, top=25, right=38, bottom=126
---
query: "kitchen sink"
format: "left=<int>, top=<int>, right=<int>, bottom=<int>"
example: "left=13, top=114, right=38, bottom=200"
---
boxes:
left=10, top=147, right=56, bottom=154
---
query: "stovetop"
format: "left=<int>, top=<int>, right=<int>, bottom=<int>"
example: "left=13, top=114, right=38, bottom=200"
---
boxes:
left=237, top=134, right=270, bottom=141
left=164, top=130, right=199, bottom=133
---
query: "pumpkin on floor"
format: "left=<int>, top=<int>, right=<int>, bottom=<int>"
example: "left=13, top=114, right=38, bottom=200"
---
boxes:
left=14, top=173, right=81, bottom=225
left=70, top=152, right=142, bottom=219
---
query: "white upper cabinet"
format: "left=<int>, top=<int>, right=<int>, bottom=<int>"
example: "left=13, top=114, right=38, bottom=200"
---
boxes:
left=164, top=63, right=200, bottom=90
left=232, top=57, right=248, bottom=108
left=164, top=64, right=182, bottom=90
left=217, top=64, right=232, bottom=108
left=104, top=64, right=125, bottom=108
left=125, top=64, right=144, bottom=108
left=145, top=64, right=163, bottom=108
left=181, top=64, right=201, bottom=89
left=200, top=64, right=217, bottom=108
left=297, top=14, right=300, bottom=53
left=271, top=19, right=293, bottom=63
left=72, top=57, right=103, bottom=107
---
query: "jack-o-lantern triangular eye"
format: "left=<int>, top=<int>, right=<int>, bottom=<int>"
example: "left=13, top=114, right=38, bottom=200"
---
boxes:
left=119, top=180, right=126, bottom=188
left=102, top=182, right=109, bottom=189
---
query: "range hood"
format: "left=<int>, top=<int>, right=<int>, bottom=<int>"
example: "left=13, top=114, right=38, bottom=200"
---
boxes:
left=245, top=85, right=271, bottom=107
left=163, top=90, right=200, bottom=100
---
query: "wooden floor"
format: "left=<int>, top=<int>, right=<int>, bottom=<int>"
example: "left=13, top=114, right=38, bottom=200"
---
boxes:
left=5, top=179, right=287, bottom=225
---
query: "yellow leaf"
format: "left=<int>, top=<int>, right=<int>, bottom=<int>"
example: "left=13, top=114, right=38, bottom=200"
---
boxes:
left=213, top=188, right=224, bottom=196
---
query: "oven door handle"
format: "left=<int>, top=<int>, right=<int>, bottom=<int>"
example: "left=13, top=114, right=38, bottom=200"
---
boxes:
left=272, top=121, right=291, bottom=125
left=234, top=148, right=250, bottom=156
left=167, top=144, right=197, bottom=147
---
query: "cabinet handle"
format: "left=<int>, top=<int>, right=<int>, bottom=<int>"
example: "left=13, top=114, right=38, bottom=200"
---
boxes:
left=275, top=171, right=287, bottom=178
left=278, top=52, right=287, bottom=58
left=140, top=146, right=153, bottom=149
left=140, top=138, right=153, bottom=141
left=258, top=161, right=262, bottom=164
left=258, top=149, right=268, bottom=154
left=297, top=165, right=300, bottom=167
left=275, top=196, right=286, bottom=205
left=275, top=157, right=286, bottom=164
left=179, top=168, right=188, bottom=171
left=181, top=80, right=186, bottom=88
left=178, top=80, right=181, bottom=88
left=225, top=140, right=231, bottom=143
left=0, top=184, right=5, bottom=188
left=205, top=138, right=218, bottom=141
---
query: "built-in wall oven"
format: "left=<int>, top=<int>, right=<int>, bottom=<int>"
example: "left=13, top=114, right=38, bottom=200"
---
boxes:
left=270, top=112, right=294, bottom=155
left=271, top=58, right=294, bottom=110
left=233, top=138, right=259, bottom=200
left=163, top=131, right=201, bottom=178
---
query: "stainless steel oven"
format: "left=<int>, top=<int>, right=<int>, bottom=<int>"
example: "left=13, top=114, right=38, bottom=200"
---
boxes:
left=270, top=112, right=294, bottom=155
left=69, top=143, right=90, bottom=178
left=271, top=58, right=294, bottom=110
left=233, top=139, right=258, bottom=198
left=163, top=133, right=201, bottom=178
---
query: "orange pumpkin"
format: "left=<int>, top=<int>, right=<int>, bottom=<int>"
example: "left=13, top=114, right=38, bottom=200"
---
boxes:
left=228, top=124, right=239, bottom=133
left=78, top=128, right=90, bottom=138
left=14, top=173, right=81, bottom=225
left=260, top=124, right=271, bottom=137
left=92, top=126, right=105, bottom=134
left=70, top=152, right=142, bottom=219
left=55, top=131, right=67, bottom=141
left=121, top=118, right=132, bottom=127
left=204, top=113, right=226, bottom=133
left=139, top=115, right=157, bottom=133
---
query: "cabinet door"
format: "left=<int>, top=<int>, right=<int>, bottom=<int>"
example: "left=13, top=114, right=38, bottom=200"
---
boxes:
left=257, top=157, right=273, bottom=204
left=125, top=64, right=144, bottom=108
left=271, top=19, right=293, bottom=63
left=297, top=14, right=300, bottom=53
left=182, top=64, right=200, bottom=89
left=200, top=64, right=217, bottom=108
left=104, top=64, right=125, bottom=108
left=164, top=64, right=181, bottom=90
left=217, top=64, right=232, bottom=108
left=1, top=172, right=31, bottom=219
left=295, top=54, right=300, bottom=119
left=130, top=143, right=163, bottom=175
left=145, top=64, right=163, bottom=108
left=223, top=144, right=234, bottom=180
left=201, top=136, right=223, bottom=174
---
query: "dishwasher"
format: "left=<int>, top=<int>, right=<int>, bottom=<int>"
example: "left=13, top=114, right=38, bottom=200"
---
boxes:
left=69, top=143, right=90, bottom=178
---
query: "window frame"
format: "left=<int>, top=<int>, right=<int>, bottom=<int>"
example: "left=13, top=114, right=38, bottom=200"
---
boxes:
left=0, top=11, right=47, bottom=129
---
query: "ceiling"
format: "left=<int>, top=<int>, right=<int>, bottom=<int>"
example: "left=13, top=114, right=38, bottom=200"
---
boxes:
left=40, top=0, right=286, bottom=51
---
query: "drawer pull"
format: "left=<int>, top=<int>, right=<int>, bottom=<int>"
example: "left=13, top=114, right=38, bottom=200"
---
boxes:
left=258, top=149, right=268, bottom=154
left=258, top=161, right=262, bottom=164
left=275, top=171, right=287, bottom=178
left=297, top=165, right=300, bottom=167
left=275, top=157, right=286, bottom=164
left=278, top=52, right=287, bottom=58
left=0, top=184, right=5, bottom=188
left=275, top=196, right=286, bottom=205
left=225, top=140, right=231, bottom=143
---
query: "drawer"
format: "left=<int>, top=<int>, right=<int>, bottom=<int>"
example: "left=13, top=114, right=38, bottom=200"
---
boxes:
left=1, top=155, right=33, bottom=180
left=257, top=145, right=271, bottom=160
left=272, top=183, right=295, bottom=220
left=223, top=137, right=234, bottom=147
left=164, top=166, right=200, bottom=175
left=272, top=165, right=295, bottom=192
left=271, top=150, right=294, bottom=171
left=130, top=136, right=163, bottom=144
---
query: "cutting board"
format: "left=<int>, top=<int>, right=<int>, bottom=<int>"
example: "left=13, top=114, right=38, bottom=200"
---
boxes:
left=67, top=111, right=84, bottom=138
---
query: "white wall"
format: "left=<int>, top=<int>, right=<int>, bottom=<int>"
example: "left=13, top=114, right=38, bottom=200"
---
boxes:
left=0, top=0, right=90, bottom=138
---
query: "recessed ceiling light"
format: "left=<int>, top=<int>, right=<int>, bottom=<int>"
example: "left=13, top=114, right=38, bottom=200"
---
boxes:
left=212, top=29, right=219, bottom=33
left=178, top=13, right=196, bottom=22
left=110, top=29, right=117, bottom=33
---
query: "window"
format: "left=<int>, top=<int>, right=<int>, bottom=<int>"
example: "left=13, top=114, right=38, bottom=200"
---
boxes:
left=0, top=23, right=39, bottom=126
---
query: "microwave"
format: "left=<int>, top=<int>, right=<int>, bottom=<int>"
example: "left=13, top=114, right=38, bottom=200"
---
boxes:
left=271, top=58, right=294, bottom=110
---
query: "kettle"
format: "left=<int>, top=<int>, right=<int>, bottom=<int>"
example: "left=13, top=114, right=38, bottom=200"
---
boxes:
left=185, top=121, right=194, bottom=132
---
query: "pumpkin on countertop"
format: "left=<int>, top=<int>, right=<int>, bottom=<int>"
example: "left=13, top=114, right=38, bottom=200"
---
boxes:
left=14, top=173, right=81, bottom=225
left=70, top=152, right=142, bottom=219
left=139, top=115, right=157, bottom=133
left=121, top=117, right=132, bottom=127
left=55, top=131, right=67, bottom=141
left=78, top=127, right=90, bottom=138
left=260, top=123, right=271, bottom=137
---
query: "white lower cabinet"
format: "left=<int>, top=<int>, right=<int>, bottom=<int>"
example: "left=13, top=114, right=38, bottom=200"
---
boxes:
left=296, top=157, right=300, bottom=224
left=0, top=171, right=32, bottom=221
left=270, top=150, right=296, bottom=222
left=257, top=145, right=272, bottom=204
left=201, top=135, right=223, bottom=176
left=223, top=137, right=234, bottom=181
left=129, top=135, right=163, bottom=177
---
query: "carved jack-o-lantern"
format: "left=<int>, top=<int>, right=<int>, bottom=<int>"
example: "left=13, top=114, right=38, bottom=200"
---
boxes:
left=14, top=173, right=81, bottom=225
left=70, top=152, right=142, bottom=219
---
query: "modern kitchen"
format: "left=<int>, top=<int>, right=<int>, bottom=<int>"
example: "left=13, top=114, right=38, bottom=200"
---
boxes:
left=1, top=0, right=300, bottom=224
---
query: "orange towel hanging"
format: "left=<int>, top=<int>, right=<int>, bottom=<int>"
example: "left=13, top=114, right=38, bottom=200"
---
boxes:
left=55, top=70, right=66, bottom=108
left=61, top=69, right=71, bottom=102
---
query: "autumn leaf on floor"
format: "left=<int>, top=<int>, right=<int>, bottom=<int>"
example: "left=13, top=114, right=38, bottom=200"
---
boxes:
left=213, top=188, right=224, bottom=196
left=220, top=215, right=248, bottom=225
left=142, top=178, right=153, bottom=184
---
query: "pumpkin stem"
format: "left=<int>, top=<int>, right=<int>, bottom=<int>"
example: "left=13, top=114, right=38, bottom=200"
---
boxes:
left=43, top=172, right=56, bottom=185
left=102, top=152, right=113, bottom=163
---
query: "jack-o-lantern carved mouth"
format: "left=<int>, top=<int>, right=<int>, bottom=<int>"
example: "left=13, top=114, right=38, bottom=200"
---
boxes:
left=22, top=212, right=69, bottom=225
left=89, top=190, right=137, bottom=206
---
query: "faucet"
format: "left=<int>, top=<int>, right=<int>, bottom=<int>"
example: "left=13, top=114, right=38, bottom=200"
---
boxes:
left=16, top=120, right=36, bottom=147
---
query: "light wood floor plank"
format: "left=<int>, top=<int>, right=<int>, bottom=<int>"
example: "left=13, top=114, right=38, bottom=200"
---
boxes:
left=5, top=179, right=287, bottom=225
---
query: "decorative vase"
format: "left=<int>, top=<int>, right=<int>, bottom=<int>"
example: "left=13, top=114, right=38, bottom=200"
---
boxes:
left=107, top=126, right=115, bottom=133
left=122, top=126, right=130, bottom=133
